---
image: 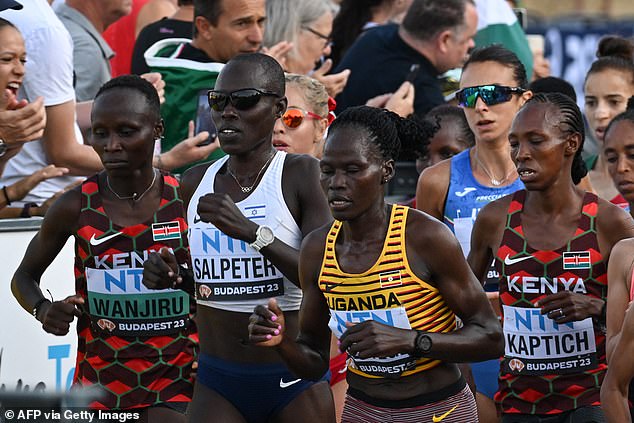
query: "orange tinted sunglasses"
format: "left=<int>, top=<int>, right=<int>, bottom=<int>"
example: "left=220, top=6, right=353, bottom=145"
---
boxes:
left=281, top=107, right=324, bottom=129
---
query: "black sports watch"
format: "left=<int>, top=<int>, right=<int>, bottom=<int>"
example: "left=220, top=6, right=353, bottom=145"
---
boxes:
left=413, top=331, right=432, bottom=357
left=20, top=202, right=38, bottom=218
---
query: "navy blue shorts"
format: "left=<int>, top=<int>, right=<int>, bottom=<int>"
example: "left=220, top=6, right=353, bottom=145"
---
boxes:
left=472, top=358, right=500, bottom=399
left=197, top=353, right=330, bottom=423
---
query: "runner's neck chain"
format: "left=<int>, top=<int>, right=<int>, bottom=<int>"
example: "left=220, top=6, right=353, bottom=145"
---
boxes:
left=227, top=152, right=275, bottom=193
left=106, top=169, right=158, bottom=202
left=474, top=149, right=515, bottom=186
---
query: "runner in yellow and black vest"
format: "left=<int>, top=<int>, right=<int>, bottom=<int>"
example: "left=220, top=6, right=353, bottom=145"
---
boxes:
left=250, top=105, right=504, bottom=423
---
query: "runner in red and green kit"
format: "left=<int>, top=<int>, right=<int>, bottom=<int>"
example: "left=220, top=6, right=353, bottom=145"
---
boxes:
left=12, top=75, right=197, bottom=422
left=469, top=92, right=634, bottom=423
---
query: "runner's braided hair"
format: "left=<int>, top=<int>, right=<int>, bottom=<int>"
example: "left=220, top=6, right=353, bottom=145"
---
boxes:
left=526, top=92, right=587, bottom=185
left=94, top=75, right=160, bottom=122
left=328, top=105, right=435, bottom=163
left=424, top=104, right=475, bottom=148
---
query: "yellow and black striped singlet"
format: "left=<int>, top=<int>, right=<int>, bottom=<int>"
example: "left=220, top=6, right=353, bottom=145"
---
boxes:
left=319, top=205, right=456, bottom=378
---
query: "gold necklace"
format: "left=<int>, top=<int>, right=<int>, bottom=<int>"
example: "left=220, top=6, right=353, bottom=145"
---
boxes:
left=107, top=169, right=158, bottom=201
left=227, top=152, right=275, bottom=193
left=474, top=149, right=515, bottom=186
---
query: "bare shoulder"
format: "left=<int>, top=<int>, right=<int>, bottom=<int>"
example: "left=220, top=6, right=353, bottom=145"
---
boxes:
left=301, top=223, right=332, bottom=255
left=180, top=161, right=214, bottom=202
left=404, top=206, right=455, bottom=244
left=614, top=237, right=634, bottom=251
left=283, top=153, right=319, bottom=173
left=476, top=194, right=513, bottom=227
left=596, top=197, right=634, bottom=244
left=299, top=222, right=333, bottom=277
left=41, top=184, right=82, bottom=236
left=416, top=159, right=451, bottom=218
left=282, top=153, right=319, bottom=191
left=610, top=237, right=634, bottom=266
left=417, top=159, right=451, bottom=194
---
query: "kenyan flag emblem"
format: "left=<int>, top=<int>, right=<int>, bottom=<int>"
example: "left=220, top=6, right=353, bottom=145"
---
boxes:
left=152, top=221, right=181, bottom=241
left=563, top=251, right=591, bottom=270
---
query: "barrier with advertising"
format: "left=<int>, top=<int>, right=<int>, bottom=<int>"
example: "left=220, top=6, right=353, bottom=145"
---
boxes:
left=529, top=20, right=634, bottom=107
left=0, top=219, right=77, bottom=393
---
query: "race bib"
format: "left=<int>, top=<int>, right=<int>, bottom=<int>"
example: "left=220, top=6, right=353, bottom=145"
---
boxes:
left=453, top=217, right=474, bottom=257
left=502, top=305, right=597, bottom=375
left=86, top=267, right=190, bottom=337
left=328, top=307, right=415, bottom=378
left=190, top=227, right=284, bottom=301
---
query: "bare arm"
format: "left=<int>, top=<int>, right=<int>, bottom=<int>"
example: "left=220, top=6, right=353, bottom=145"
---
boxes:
left=606, top=239, right=634, bottom=362
left=411, top=212, right=503, bottom=362
left=601, top=302, right=634, bottom=423
left=11, top=188, right=80, bottom=317
left=43, top=101, right=102, bottom=175
left=75, top=100, right=92, bottom=133
left=468, top=200, right=506, bottom=284
left=249, top=229, right=332, bottom=380
left=415, top=160, right=450, bottom=221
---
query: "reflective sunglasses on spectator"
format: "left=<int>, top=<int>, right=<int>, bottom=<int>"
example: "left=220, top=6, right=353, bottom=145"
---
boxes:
left=302, top=26, right=333, bottom=49
left=456, top=85, right=526, bottom=108
left=207, top=88, right=280, bottom=112
left=281, top=107, right=324, bottom=129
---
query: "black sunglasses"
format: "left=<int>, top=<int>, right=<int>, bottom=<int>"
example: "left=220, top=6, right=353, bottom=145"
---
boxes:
left=207, top=88, right=280, bottom=112
left=456, top=85, right=526, bottom=108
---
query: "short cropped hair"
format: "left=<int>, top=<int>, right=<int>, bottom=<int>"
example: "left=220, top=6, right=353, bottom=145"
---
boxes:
left=94, top=75, right=161, bottom=122
left=401, top=0, right=474, bottom=42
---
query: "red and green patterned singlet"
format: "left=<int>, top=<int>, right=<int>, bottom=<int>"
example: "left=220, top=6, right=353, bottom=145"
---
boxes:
left=73, top=173, right=198, bottom=410
left=495, top=190, right=606, bottom=415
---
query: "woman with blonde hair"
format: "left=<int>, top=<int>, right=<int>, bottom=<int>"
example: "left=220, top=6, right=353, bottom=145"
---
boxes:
left=273, top=73, right=330, bottom=158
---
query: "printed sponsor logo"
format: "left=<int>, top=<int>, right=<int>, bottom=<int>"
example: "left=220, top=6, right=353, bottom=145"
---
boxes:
left=475, top=194, right=505, bottom=202
left=279, top=378, right=301, bottom=388
left=455, top=187, right=476, bottom=197
left=97, top=318, right=116, bottom=332
left=509, top=358, right=525, bottom=372
left=152, top=221, right=181, bottom=241
left=379, top=270, right=402, bottom=288
left=89, top=232, right=123, bottom=246
left=563, top=251, right=591, bottom=270
left=432, top=405, right=458, bottom=422
left=198, top=284, right=212, bottom=299
left=503, top=254, right=532, bottom=266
